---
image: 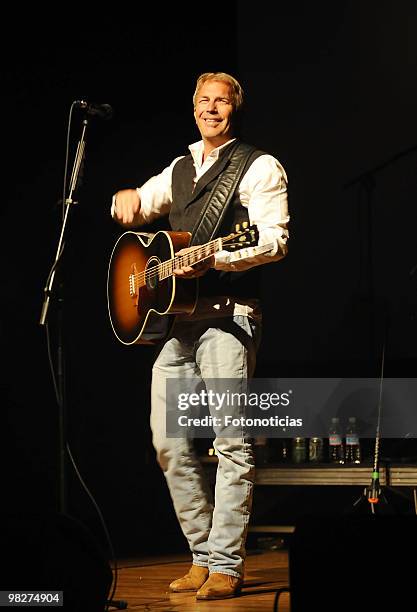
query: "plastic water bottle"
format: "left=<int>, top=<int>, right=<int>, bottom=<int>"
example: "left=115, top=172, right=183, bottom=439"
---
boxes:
left=328, top=417, right=344, bottom=463
left=309, top=437, right=324, bottom=463
left=345, top=417, right=361, bottom=464
left=292, top=437, right=307, bottom=463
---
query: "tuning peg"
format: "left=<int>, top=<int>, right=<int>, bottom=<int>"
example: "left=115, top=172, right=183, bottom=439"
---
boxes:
left=242, top=221, right=248, bottom=229
left=235, top=223, right=241, bottom=233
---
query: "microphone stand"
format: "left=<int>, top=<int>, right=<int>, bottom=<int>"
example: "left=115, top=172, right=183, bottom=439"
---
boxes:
left=39, top=115, right=89, bottom=513
left=343, top=143, right=417, bottom=367
left=344, top=145, right=417, bottom=513
left=350, top=314, right=412, bottom=514
left=39, top=110, right=127, bottom=612
left=348, top=345, right=387, bottom=514
left=354, top=333, right=388, bottom=513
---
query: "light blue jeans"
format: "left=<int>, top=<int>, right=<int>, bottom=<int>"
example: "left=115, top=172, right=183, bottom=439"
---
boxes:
left=150, top=315, right=260, bottom=578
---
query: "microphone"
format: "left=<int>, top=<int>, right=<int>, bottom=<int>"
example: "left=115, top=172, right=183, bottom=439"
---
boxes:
left=74, top=100, right=113, bottom=120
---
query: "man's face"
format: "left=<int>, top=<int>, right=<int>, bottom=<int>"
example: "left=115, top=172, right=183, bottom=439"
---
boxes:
left=194, top=80, right=235, bottom=147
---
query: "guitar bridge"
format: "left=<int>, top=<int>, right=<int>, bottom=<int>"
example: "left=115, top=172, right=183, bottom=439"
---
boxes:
left=129, top=263, right=138, bottom=303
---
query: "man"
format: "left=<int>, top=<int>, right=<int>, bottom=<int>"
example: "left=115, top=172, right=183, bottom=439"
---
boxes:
left=112, top=72, right=289, bottom=599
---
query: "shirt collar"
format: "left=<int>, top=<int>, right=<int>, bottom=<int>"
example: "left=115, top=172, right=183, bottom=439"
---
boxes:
left=188, top=138, right=237, bottom=168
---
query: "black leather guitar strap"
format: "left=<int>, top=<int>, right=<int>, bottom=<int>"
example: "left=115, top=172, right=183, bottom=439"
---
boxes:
left=189, top=141, right=258, bottom=246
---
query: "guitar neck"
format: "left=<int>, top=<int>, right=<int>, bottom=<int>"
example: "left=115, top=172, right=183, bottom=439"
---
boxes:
left=159, top=239, right=275, bottom=281
left=159, top=238, right=223, bottom=280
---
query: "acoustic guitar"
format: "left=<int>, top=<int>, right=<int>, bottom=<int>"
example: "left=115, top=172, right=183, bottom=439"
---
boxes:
left=107, top=224, right=265, bottom=345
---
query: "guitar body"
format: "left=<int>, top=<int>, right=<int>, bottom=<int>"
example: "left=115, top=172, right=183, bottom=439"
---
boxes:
left=107, top=230, right=197, bottom=345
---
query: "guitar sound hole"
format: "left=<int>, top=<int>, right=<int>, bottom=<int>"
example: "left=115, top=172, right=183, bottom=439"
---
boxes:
left=146, top=258, right=160, bottom=291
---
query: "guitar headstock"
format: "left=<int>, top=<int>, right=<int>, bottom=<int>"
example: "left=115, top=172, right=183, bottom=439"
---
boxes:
left=222, top=223, right=259, bottom=251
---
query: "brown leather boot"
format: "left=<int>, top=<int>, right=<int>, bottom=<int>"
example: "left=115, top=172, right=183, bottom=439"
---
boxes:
left=169, top=565, right=209, bottom=592
left=196, top=572, right=243, bottom=599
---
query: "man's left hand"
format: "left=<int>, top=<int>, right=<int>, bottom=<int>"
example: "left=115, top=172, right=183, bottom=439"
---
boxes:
left=174, top=247, right=215, bottom=278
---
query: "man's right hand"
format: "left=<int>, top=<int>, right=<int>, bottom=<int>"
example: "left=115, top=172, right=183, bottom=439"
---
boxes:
left=114, top=189, right=141, bottom=224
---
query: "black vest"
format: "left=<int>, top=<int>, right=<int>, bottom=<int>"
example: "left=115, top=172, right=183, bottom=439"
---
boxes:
left=169, top=140, right=264, bottom=299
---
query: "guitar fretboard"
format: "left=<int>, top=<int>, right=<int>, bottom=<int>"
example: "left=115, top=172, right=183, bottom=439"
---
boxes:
left=158, top=238, right=222, bottom=281
left=130, top=232, right=273, bottom=294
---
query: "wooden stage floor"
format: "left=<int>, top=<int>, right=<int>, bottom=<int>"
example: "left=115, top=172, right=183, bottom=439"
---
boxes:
left=109, top=549, right=289, bottom=611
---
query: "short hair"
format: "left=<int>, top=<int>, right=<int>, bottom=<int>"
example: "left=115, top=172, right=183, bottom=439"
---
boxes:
left=193, top=72, right=244, bottom=111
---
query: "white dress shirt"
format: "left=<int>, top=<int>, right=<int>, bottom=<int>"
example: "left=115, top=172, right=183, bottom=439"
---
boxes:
left=112, top=138, right=289, bottom=318
left=112, top=138, right=289, bottom=267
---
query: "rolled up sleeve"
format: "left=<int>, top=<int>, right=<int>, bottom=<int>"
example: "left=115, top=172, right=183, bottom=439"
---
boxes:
left=214, top=154, right=289, bottom=271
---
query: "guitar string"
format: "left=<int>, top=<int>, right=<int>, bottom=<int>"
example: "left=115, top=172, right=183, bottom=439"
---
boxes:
left=134, top=239, right=220, bottom=286
left=132, top=234, right=252, bottom=288
left=130, top=237, right=272, bottom=292
left=133, top=235, right=258, bottom=287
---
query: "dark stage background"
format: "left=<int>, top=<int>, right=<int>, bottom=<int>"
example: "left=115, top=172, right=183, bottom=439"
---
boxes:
left=2, top=2, right=416, bottom=558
